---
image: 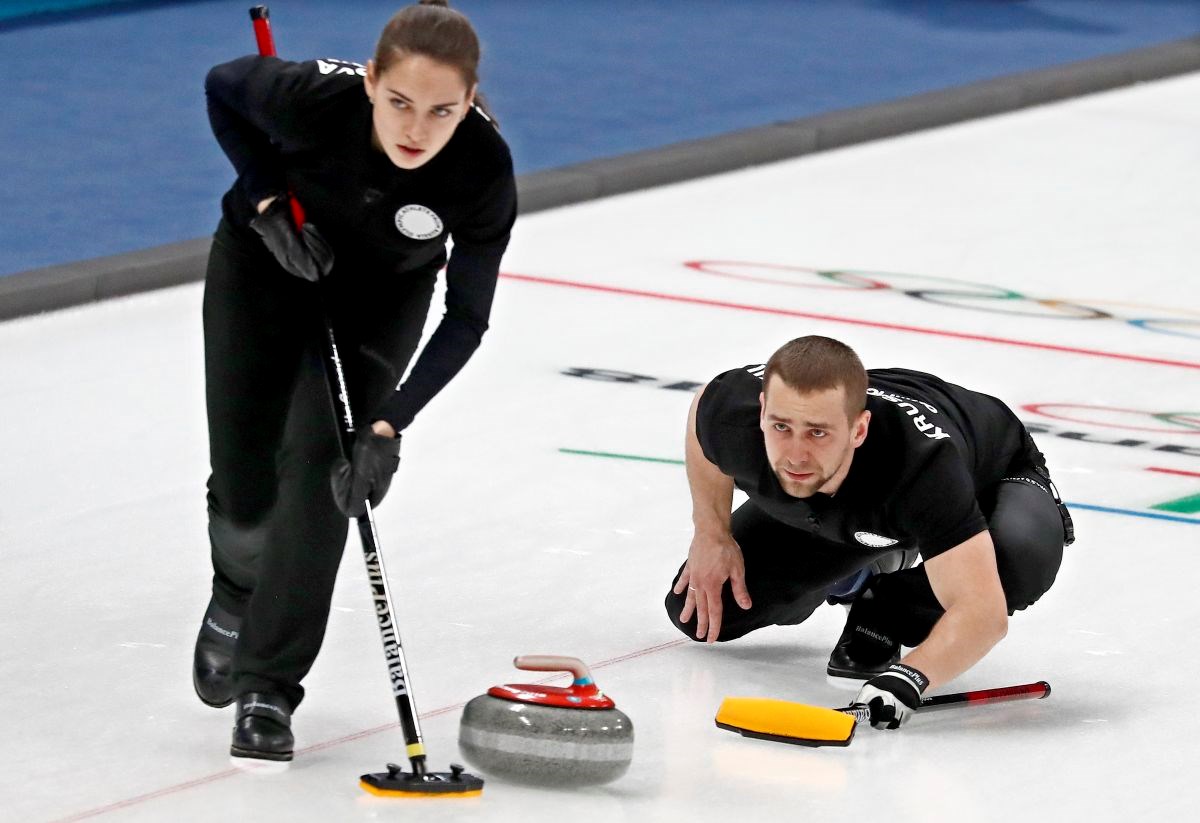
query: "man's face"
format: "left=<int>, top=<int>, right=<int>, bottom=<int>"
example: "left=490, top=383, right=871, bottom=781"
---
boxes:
left=759, top=376, right=870, bottom=498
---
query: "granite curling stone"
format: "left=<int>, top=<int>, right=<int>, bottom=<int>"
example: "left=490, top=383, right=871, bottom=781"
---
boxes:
left=458, top=655, right=634, bottom=786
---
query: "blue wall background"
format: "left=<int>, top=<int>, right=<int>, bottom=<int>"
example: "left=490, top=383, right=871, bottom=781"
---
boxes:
left=1, top=0, right=1197, bottom=276
left=0, top=0, right=148, bottom=21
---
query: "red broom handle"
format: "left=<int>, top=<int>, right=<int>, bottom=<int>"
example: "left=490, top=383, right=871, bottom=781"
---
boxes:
left=842, top=680, right=1051, bottom=723
left=920, top=680, right=1051, bottom=711
left=248, top=6, right=307, bottom=229
left=250, top=6, right=275, bottom=56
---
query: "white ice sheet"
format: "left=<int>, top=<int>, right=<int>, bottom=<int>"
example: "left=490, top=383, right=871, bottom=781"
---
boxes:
left=1, top=73, right=1197, bottom=822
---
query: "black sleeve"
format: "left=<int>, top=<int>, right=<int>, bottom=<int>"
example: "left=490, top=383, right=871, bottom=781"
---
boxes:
left=695, top=377, right=728, bottom=469
left=694, top=367, right=763, bottom=475
left=898, top=446, right=988, bottom=559
left=373, top=164, right=517, bottom=432
left=205, top=55, right=336, bottom=205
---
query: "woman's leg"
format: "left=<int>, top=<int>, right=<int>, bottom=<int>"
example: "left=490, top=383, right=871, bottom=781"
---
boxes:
left=196, top=221, right=310, bottom=707
left=231, top=269, right=438, bottom=710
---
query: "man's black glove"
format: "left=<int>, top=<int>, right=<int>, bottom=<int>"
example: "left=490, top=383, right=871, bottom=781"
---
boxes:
left=853, top=663, right=929, bottom=730
left=330, top=431, right=402, bottom=518
left=249, top=196, right=334, bottom=283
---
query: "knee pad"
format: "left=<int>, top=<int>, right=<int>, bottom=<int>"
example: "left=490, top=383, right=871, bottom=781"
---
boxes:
left=989, top=479, right=1067, bottom=610
left=870, top=548, right=920, bottom=577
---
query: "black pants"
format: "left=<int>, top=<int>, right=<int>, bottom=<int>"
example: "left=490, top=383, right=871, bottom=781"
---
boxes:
left=665, top=465, right=1069, bottom=645
left=202, top=219, right=436, bottom=709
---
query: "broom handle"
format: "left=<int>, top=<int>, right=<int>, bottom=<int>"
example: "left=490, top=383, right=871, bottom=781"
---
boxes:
left=248, top=4, right=429, bottom=776
left=921, top=679, right=1051, bottom=710
left=249, top=6, right=309, bottom=232
left=842, top=680, right=1051, bottom=723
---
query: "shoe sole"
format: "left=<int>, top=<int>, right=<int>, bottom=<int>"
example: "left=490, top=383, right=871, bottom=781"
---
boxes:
left=826, top=649, right=903, bottom=681
left=825, top=659, right=898, bottom=680
left=826, top=665, right=876, bottom=679
left=230, top=745, right=293, bottom=762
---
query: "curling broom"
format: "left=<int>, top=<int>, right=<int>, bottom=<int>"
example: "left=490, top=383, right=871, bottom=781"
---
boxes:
left=716, top=681, right=1050, bottom=747
left=248, top=5, right=482, bottom=798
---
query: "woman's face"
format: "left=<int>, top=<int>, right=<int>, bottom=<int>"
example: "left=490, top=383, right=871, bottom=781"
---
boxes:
left=364, top=54, right=475, bottom=170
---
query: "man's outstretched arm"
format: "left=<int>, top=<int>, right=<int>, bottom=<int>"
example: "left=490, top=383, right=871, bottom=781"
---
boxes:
left=673, top=385, right=752, bottom=642
left=856, top=531, right=1008, bottom=729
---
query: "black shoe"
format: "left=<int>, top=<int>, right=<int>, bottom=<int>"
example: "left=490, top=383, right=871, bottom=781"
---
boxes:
left=826, top=631, right=900, bottom=679
left=230, top=692, right=293, bottom=761
left=826, top=588, right=900, bottom=680
left=192, top=598, right=242, bottom=708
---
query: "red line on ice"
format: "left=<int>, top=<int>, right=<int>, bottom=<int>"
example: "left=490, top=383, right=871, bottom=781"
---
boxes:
left=499, top=272, right=1200, bottom=371
left=48, top=638, right=688, bottom=821
left=1147, top=467, right=1200, bottom=478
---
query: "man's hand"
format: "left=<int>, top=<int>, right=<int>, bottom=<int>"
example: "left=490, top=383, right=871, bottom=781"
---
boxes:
left=250, top=195, right=334, bottom=283
left=853, top=663, right=929, bottom=729
left=673, top=530, right=752, bottom=643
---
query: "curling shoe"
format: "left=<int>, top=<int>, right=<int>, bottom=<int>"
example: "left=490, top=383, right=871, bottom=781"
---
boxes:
left=230, top=693, right=293, bottom=761
left=826, top=586, right=900, bottom=680
left=192, top=598, right=242, bottom=708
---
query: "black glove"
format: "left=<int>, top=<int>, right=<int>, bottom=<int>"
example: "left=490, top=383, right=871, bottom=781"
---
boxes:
left=853, top=663, right=929, bottom=730
left=249, top=196, right=334, bottom=283
left=330, top=431, right=402, bottom=517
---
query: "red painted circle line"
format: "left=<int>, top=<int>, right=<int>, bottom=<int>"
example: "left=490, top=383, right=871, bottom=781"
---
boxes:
left=498, top=272, right=1200, bottom=372
left=684, top=260, right=891, bottom=290
left=1021, top=403, right=1200, bottom=434
left=684, top=260, right=1200, bottom=331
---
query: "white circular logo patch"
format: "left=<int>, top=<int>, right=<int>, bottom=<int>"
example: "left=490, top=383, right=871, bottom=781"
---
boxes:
left=394, top=204, right=444, bottom=240
left=854, top=531, right=898, bottom=548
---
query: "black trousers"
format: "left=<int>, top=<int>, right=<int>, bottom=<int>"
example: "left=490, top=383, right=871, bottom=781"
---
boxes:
left=202, top=219, right=436, bottom=709
left=665, top=465, right=1069, bottom=646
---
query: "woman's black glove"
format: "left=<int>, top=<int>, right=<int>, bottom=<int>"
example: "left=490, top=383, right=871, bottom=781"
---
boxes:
left=249, top=196, right=334, bottom=282
left=331, top=431, right=402, bottom=517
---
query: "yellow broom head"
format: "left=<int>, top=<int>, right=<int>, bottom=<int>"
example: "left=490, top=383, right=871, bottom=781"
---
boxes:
left=715, top=697, right=856, bottom=747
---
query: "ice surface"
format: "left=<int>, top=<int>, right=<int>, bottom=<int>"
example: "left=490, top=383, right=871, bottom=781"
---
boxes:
left=1, top=73, right=1197, bottom=822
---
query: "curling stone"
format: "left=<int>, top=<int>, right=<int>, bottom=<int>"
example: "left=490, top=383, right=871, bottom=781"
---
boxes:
left=458, top=655, right=634, bottom=786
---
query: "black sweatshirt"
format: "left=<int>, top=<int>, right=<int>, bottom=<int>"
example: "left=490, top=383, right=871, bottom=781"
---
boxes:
left=205, top=55, right=517, bottom=432
left=697, top=366, right=1029, bottom=559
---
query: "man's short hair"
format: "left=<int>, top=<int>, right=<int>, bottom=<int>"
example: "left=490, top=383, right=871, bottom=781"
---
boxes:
left=763, top=336, right=868, bottom=420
